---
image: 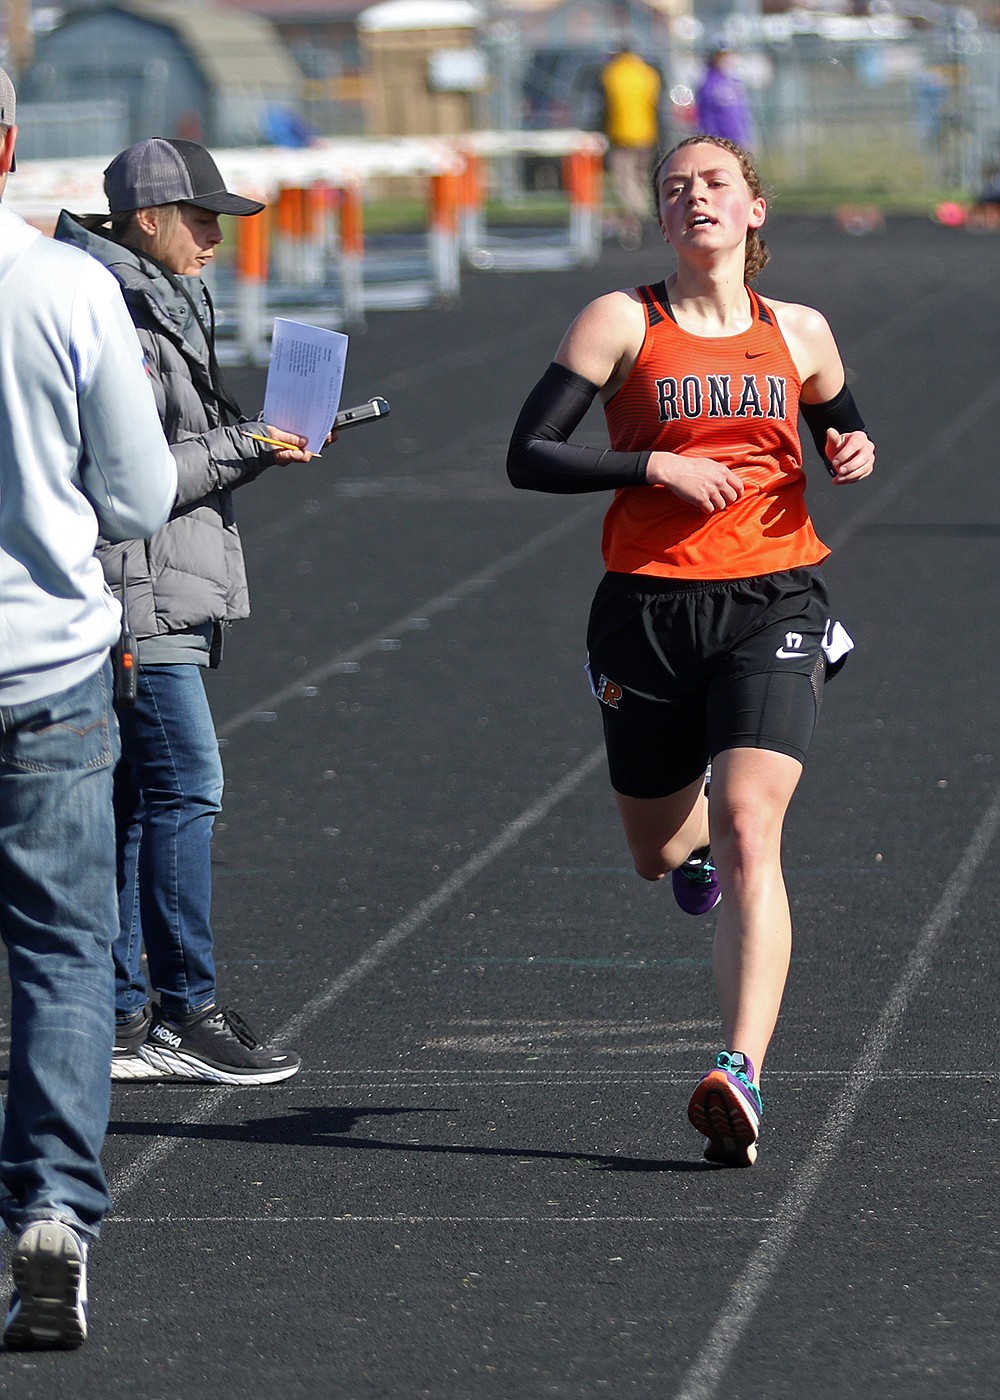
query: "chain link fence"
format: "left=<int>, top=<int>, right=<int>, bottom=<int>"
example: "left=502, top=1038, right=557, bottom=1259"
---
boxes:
left=726, top=19, right=1000, bottom=200
left=10, top=13, right=1000, bottom=205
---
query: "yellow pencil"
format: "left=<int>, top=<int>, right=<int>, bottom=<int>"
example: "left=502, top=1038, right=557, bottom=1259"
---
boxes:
left=242, top=432, right=310, bottom=450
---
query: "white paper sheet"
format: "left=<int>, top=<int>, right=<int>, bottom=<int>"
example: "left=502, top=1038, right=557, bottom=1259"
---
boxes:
left=262, top=319, right=349, bottom=454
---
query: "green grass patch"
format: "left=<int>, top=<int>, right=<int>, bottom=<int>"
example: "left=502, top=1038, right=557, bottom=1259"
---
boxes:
left=362, top=193, right=575, bottom=234
left=757, top=134, right=966, bottom=215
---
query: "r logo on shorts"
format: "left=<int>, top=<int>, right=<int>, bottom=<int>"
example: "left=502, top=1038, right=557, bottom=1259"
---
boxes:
left=596, top=674, right=623, bottom=709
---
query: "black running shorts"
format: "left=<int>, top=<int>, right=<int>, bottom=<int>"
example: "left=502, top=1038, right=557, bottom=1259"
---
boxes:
left=586, top=566, right=829, bottom=799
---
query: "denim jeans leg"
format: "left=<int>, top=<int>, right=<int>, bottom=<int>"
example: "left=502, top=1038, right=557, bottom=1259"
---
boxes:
left=0, top=663, right=117, bottom=1239
left=113, top=664, right=224, bottom=1021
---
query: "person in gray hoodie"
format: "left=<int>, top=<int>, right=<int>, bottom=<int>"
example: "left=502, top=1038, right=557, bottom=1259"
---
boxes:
left=0, top=72, right=177, bottom=1346
left=55, top=138, right=315, bottom=1087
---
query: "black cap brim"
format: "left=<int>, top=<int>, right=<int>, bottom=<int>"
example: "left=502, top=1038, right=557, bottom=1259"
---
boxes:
left=184, top=189, right=265, bottom=217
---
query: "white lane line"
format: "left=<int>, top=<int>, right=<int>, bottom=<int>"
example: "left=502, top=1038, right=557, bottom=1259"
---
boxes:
left=112, top=1214, right=780, bottom=1227
left=278, top=744, right=606, bottom=1041
left=108, top=743, right=607, bottom=1207
left=239, top=1068, right=977, bottom=1079
left=109, top=345, right=1000, bottom=1334
left=216, top=498, right=599, bottom=740
left=671, top=781, right=1000, bottom=1400
left=114, top=1068, right=971, bottom=1088
left=109, top=500, right=601, bottom=1206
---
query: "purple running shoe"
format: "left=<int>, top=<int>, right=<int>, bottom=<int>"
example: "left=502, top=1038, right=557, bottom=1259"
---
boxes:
left=671, top=847, right=721, bottom=915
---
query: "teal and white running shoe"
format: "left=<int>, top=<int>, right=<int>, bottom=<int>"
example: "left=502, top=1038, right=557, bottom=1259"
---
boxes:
left=688, top=1050, right=763, bottom=1168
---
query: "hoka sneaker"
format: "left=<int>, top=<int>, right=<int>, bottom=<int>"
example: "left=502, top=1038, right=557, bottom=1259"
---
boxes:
left=672, top=846, right=722, bottom=916
left=3, top=1220, right=89, bottom=1349
left=111, top=1004, right=169, bottom=1082
left=137, top=1003, right=301, bottom=1085
left=688, top=1051, right=763, bottom=1168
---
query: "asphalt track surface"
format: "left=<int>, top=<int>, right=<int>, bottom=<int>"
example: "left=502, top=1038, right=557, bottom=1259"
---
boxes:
left=2, top=218, right=1000, bottom=1398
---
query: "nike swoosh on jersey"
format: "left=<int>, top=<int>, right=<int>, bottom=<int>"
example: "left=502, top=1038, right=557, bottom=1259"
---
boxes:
left=745, top=350, right=767, bottom=359
left=775, top=647, right=807, bottom=658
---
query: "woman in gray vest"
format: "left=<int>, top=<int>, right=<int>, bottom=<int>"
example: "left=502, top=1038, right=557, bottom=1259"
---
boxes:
left=56, top=139, right=313, bottom=1085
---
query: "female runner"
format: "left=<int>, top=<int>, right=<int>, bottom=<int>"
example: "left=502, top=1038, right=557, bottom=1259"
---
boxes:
left=507, top=136, right=874, bottom=1166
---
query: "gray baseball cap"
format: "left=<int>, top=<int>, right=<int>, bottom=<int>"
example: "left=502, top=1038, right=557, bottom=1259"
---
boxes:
left=103, top=137, right=264, bottom=216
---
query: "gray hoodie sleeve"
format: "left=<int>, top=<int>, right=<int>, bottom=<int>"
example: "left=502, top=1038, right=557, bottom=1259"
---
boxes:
left=74, top=260, right=177, bottom=541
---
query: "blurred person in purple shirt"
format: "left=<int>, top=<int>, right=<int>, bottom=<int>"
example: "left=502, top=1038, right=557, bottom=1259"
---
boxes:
left=696, top=49, right=752, bottom=147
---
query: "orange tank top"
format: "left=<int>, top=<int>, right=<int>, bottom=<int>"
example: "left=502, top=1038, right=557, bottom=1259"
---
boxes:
left=601, top=282, right=830, bottom=579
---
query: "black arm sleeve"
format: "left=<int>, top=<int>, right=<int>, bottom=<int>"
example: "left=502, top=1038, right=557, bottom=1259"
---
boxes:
left=507, top=362, right=651, bottom=494
left=799, top=383, right=867, bottom=475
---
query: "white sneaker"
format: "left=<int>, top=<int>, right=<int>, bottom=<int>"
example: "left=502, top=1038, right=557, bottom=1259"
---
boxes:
left=3, top=1220, right=89, bottom=1349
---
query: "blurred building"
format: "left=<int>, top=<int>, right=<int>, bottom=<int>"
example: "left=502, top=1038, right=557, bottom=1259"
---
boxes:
left=17, top=0, right=303, bottom=157
left=359, top=0, right=487, bottom=135
left=220, top=0, right=370, bottom=132
left=222, top=0, right=684, bottom=132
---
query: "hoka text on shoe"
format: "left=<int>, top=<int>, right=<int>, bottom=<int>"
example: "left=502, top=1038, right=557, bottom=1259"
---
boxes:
left=137, top=1004, right=300, bottom=1085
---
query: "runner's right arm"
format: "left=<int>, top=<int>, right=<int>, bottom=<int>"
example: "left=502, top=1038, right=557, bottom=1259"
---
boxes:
left=506, top=361, right=650, bottom=493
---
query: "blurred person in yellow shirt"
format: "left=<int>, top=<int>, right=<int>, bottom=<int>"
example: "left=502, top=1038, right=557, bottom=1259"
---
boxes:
left=601, top=47, right=662, bottom=248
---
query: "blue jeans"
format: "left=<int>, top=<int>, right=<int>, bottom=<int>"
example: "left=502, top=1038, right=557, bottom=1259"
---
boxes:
left=113, top=664, right=224, bottom=1022
left=0, top=663, right=117, bottom=1240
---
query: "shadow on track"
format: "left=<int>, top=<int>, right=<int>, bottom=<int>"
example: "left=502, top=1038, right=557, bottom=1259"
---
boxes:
left=107, top=1104, right=712, bottom=1172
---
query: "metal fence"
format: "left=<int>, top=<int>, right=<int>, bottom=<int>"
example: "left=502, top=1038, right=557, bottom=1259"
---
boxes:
left=677, top=17, right=1000, bottom=200
left=480, top=12, right=1000, bottom=203
left=11, top=15, right=1000, bottom=203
